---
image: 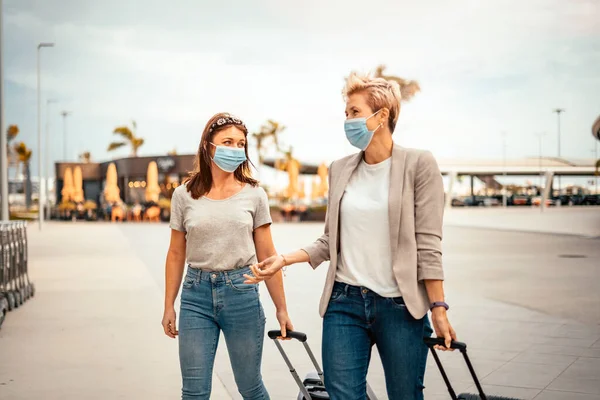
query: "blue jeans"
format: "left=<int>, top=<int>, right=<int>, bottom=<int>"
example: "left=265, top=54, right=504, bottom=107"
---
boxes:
left=178, top=266, right=269, bottom=400
left=322, top=282, right=433, bottom=400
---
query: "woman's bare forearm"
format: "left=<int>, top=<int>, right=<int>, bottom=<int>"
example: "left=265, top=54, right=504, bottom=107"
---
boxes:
left=424, top=279, right=445, bottom=304
left=165, top=250, right=185, bottom=309
left=264, top=271, right=287, bottom=312
left=281, top=249, right=311, bottom=266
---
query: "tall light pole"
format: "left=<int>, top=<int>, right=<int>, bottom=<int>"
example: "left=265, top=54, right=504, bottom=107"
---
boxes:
left=37, top=42, right=55, bottom=230
left=554, top=108, right=565, bottom=195
left=594, top=141, right=598, bottom=194
left=536, top=132, right=547, bottom=211
left=0, top=0, right=9, bottom=221
left=45, top=99, right=57, bottom=217
left=61, top=110, right=71, bottom=160
left=501, top=131, right=507, bottom=207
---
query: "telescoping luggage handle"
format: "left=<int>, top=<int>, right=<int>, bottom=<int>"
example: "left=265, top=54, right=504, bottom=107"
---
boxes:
left=424, top=337, right=489, bottom=400
left=268, top=330, right=324, bottom=400
left=269, top=330, right=379, bottom=400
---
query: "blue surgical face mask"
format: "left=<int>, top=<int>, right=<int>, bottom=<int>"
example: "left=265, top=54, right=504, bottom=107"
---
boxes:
left=344, top=110, right=382, bottom=150
left=210, top=143, right=247, bottom=173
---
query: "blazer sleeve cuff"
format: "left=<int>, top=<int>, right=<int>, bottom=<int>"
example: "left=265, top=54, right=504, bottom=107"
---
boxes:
left=301, top=245, right=325, bottom=270
left=417, top=266, right=445, bottom=282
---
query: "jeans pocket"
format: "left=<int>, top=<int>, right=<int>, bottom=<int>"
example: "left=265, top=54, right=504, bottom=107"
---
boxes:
left=228, top=274, right=257, bottom=292
left=390, top=296, right=407, bottom=309
left=329, top=288, right=345, bottom=302
left=182, top=276, right=195, bottom=289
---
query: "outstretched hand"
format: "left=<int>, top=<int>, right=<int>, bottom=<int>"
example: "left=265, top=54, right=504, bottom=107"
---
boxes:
left=244, top=255, right=286, bottom=283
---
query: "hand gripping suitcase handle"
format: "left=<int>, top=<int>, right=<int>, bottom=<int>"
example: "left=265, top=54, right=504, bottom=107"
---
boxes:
left=423, top=337, right=489, bottom=400
left=423, top=336, right=467, bottom=351
left=268, top=329, right=308, bottom=342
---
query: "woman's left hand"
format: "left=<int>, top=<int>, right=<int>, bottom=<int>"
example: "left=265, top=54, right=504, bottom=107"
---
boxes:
left=431, top=308, right=457, bottom=351
left=276, top=310, right=294, bottom=340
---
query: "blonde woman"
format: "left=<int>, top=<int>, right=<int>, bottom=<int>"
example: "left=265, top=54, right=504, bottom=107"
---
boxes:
left=247, top=73, right=456, bottom=400
left=162, top=112, right=293, bottom=400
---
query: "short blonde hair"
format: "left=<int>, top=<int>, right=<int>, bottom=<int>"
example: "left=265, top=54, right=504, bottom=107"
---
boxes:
left=342, top=72, right=404, bottom=133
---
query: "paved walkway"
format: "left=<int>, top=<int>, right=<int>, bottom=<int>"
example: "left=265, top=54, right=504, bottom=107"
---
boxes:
left=0, top=223, right=230, bottom=400
left=444, top=206, right=600, bottom=238
left=0, top=207, right=599, bottom=399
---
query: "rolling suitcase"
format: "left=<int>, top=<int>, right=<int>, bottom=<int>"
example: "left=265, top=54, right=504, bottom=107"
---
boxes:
left=424, top=337, right=522, bottom=400
left=268, top=330, right=378, bottom=400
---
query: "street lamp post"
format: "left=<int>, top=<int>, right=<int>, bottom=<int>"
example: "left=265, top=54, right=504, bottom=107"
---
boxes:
left=501, top=131, right=507, bottom=208
left=45, top=99, right=57, bottom=217
left=0, top=0, right=9, bottom=221
left=37, top=42, right=55, bottom=230
left=594, top=141, right=598, bottom=194
left=536, top=132, right=547, bottom=211
left=61, top=111, right=71, bottom=161
left=553, top=108, right=565, bottom=195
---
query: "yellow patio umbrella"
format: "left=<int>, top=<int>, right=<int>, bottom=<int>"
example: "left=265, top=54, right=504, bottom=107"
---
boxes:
left=104, top=162, right=121, bottom=203
left=61, top=167, right=74, bottom=202
left=311, top=176, right=320, bottom=200
left=72, top=166, right=84, bottom=203
left=145, top=161, right=160, bottom=203
left=316, top=163, right=329, bottom=198
left=298, top=178, right=306, bottom=199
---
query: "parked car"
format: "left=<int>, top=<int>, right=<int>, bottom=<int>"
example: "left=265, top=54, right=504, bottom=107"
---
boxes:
left=582, top=194, right=600, bottom=205
left=532, top=196, right=555, bottom=207
left=511, top=195, right=531, bottom=206
left=463, top=196, right=486, bottom=207
left=451, top=198, right=466, bottom=207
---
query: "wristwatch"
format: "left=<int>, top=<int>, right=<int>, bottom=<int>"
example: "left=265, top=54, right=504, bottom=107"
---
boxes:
left=430, top=301, right=449, bottom=311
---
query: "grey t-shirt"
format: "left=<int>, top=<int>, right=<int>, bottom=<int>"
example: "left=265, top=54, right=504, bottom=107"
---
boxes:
left=169, top=183, right=272, bottom=271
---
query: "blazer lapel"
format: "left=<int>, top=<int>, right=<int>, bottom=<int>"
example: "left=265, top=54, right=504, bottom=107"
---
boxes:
left=329, top=152, right=363, bottom=257
left=389, top=145, right=407, bottom=261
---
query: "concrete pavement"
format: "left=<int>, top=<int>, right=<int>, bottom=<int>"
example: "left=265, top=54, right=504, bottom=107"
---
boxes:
left=1, top=207, right=599, bottom=399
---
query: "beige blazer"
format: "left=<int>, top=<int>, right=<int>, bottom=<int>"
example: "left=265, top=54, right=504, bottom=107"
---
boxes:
left=302, top=144, right=445, bottom=320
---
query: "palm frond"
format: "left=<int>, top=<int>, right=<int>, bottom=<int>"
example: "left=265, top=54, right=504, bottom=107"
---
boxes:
left=13, top=142, right=32, bottom=162
left=399, top=80, right=421, bottom=102
left=113, top=126, right=134, bottom=140
left=107, top=142, right=127, bottom=152
left=373, top=65, right=421, bottom=102
left=132, top=137, right=144, bottom=149
left=7, top=125, right=19, bottom=141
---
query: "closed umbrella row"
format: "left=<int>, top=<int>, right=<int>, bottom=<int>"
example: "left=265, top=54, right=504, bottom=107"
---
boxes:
left=0, top=221, right=34, bottom=328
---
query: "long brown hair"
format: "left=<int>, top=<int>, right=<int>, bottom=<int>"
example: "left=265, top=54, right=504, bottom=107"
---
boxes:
left=185, top=112, right=258, bottom=199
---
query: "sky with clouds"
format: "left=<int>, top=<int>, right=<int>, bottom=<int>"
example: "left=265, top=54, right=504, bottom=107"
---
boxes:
left=2, top=0, right=599, bottom=179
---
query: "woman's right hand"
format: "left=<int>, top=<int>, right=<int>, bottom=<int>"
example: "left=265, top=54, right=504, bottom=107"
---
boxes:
left=162, top=307, right=178, bottom=338
left=244, top=255, right=286, bottom=283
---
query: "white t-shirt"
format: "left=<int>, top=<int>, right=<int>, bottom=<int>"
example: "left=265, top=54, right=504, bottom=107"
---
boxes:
left=336, top=157, right=402, bottom=297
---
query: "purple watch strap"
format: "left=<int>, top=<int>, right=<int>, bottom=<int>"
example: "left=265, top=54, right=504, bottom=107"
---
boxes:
left=430, top=301, right=449, bottom=311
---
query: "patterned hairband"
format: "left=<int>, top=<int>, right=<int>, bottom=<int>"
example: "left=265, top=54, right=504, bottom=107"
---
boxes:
left=209, top=115, right=246, bottom=133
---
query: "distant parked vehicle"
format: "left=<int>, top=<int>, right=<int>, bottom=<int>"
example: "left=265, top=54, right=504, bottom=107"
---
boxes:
left=451, top=198, right=466, bottom=207
left=511, top=195, right=531, bottom=206
left=532, top=197, right=555, bottom=207
left=463, top=196, right=486, bottom=207
left=582, top=194, right=600, bottom=205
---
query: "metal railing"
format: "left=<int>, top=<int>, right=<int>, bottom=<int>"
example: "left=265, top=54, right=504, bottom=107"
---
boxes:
left=0, top=221, right=35, bottom=328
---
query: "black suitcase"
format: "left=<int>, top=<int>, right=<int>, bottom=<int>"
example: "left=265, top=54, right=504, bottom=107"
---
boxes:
left=268, top=330, right=378, bottom=400
left=424, top=337, right=522, bottom=400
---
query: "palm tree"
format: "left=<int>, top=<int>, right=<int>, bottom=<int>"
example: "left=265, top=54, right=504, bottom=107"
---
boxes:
left=108, top=120, right=145, bottom=157
left=252, top=120, right=285, bottom=165
left=6, top=125, right=19, bottom=169
left=14, top=142, right=33, bottom=209
left=79, top=151, right=92, bottom=163
left=374, top=65, right=421, bottom=102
